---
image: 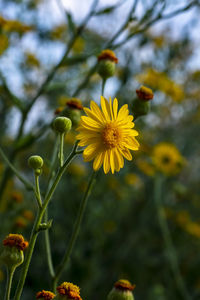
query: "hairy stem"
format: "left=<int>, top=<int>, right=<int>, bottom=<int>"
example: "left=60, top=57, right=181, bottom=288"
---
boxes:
left=52, top=171, right=97, bottom=291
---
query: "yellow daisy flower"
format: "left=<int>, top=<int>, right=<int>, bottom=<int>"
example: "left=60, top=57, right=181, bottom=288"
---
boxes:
left=152, top=142, right=185, bottom=176
left=76, top=97, right=139, bottom=174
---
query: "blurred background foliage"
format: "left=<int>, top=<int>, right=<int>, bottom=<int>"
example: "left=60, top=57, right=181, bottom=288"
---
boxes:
left=1, top=0, right=200, bottom=299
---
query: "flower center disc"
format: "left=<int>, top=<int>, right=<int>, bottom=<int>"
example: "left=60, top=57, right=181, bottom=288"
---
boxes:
left=102, top=123, right=121, bottom=148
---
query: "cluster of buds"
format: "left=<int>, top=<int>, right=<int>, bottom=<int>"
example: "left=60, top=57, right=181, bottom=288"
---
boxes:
left=97, top=49, right=118, bottom=79
left=0, top=234, right=28, bottom=269
left=107, top=279, right=136, bottom=300
left=36, top=282, right=82, bottom=300
left=132, top=85, right=154, bottom=120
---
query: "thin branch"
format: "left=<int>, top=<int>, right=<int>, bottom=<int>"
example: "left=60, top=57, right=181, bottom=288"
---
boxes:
left=0, top=146, right=34, bottom=191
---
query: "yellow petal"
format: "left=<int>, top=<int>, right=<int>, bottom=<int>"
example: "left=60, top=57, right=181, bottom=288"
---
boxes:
left=120, top=148, right=132, bottom=161
left=83, top=107, right=103, bottom=125
left=93, top=152, right=104, bottom=171
left=110, top=149, right=115, bottom=174
left=117, top=104, right=128, bottom=121
left=81, top=116, right=101, bottom=129
left=113, top=98, right=118, bottom=120
left=125, top=137, right=140, bottom=150
left=103, top=150, right=110, bottom=174
left=109, top=97, right=114, bottom=121
left=100, top=96, right=111, bottom=121
left=90, top=100, right=105, bottom=121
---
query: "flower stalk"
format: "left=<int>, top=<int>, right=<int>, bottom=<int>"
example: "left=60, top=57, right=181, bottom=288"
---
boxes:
left=14, top=142, right=79, bottom=300
left=4, top=266, right=15, bottom=300
left=52, top=170, right=97, bottom=291
left=154, top=175, right=191, bottom=300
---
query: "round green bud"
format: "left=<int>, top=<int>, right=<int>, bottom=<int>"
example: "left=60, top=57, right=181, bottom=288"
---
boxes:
left=0, top=247, right=24, bottom=269
left=107, top=288, right=134, bottom=300
left=35, top=168, right=42, bottom=176
left=132, top=97, right=150, bottom=120
left=98, top=60, right=116, bottom=79
left=63, top=108, right=81, bottom=127
left=28, top=155, right=43, bottom=170
left=52, top=117, right=72, bottom=134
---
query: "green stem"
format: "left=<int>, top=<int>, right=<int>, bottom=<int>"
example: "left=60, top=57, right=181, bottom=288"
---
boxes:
left=52, top=171, right=97, bottom=291
left=101, top=78, right=106, bottom=96
left=35, top=174, right=42, bottom=209
left=4, top=267, right=15, bottom=300
left=14, top=143, right=78, bottom=300
left=154, top=176, right=191, bottom=300
left=44, top=209, right=55, bottom=278
left=43, top=137, right=59, bottom=278
left=58, top=133, right=64, bottom=167
left=0, top=146, right=34, bottom=191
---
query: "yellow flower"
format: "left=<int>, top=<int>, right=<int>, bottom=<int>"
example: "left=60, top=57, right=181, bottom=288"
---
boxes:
left=185, top=222, right=200, bottom=239
left=152, top=142, right=184, bottom=176
left=137, top=159, right=155, bottom=177
left=124, top=173, right=142, bottom=188
left=76, top=97, right=139, bottom=174
left=137, top=69, right=184, bottom=102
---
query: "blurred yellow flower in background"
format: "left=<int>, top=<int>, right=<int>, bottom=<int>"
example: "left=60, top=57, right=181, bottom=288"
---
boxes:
left=0, top=34, right=9, bottom=56
left=25, top=52, right=40, bottom=68
left=152, top=142, right=185, bottom=176
left=137, top=69, right=184, bottom=102
left=185, top=222, right=200, bottom=239
left=124, top=173, right=142, bottom=188
left=68, top=162, right=87, bottom=177
left=137, top=159, right=155, bottom=177
left=77, top=97, right=139, bottom=174
left=72, top=36, right=85, bottom=54
left=0, top=269, right=4, bottom=282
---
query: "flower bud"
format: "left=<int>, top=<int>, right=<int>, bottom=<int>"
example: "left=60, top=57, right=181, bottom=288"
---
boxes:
left=36, top=290, right=55, bottom=300
left=132, top=85, right=154, bottom=119
left=107, top=279, right=135, bottom=300
left=97, top=49, right=118, bottom=79
left=28, top=155, right=43, bottom=170
left=52, top=117, right=72, bottom=134
left=56, top=282, right=82, bottom=300
left=0, top=234, right=28, bottom=269
left=62, top=99, right=83, bottom=127
left=136, top=85, right=154, bottom=101
left=132, top=98, right=150, bottom=120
